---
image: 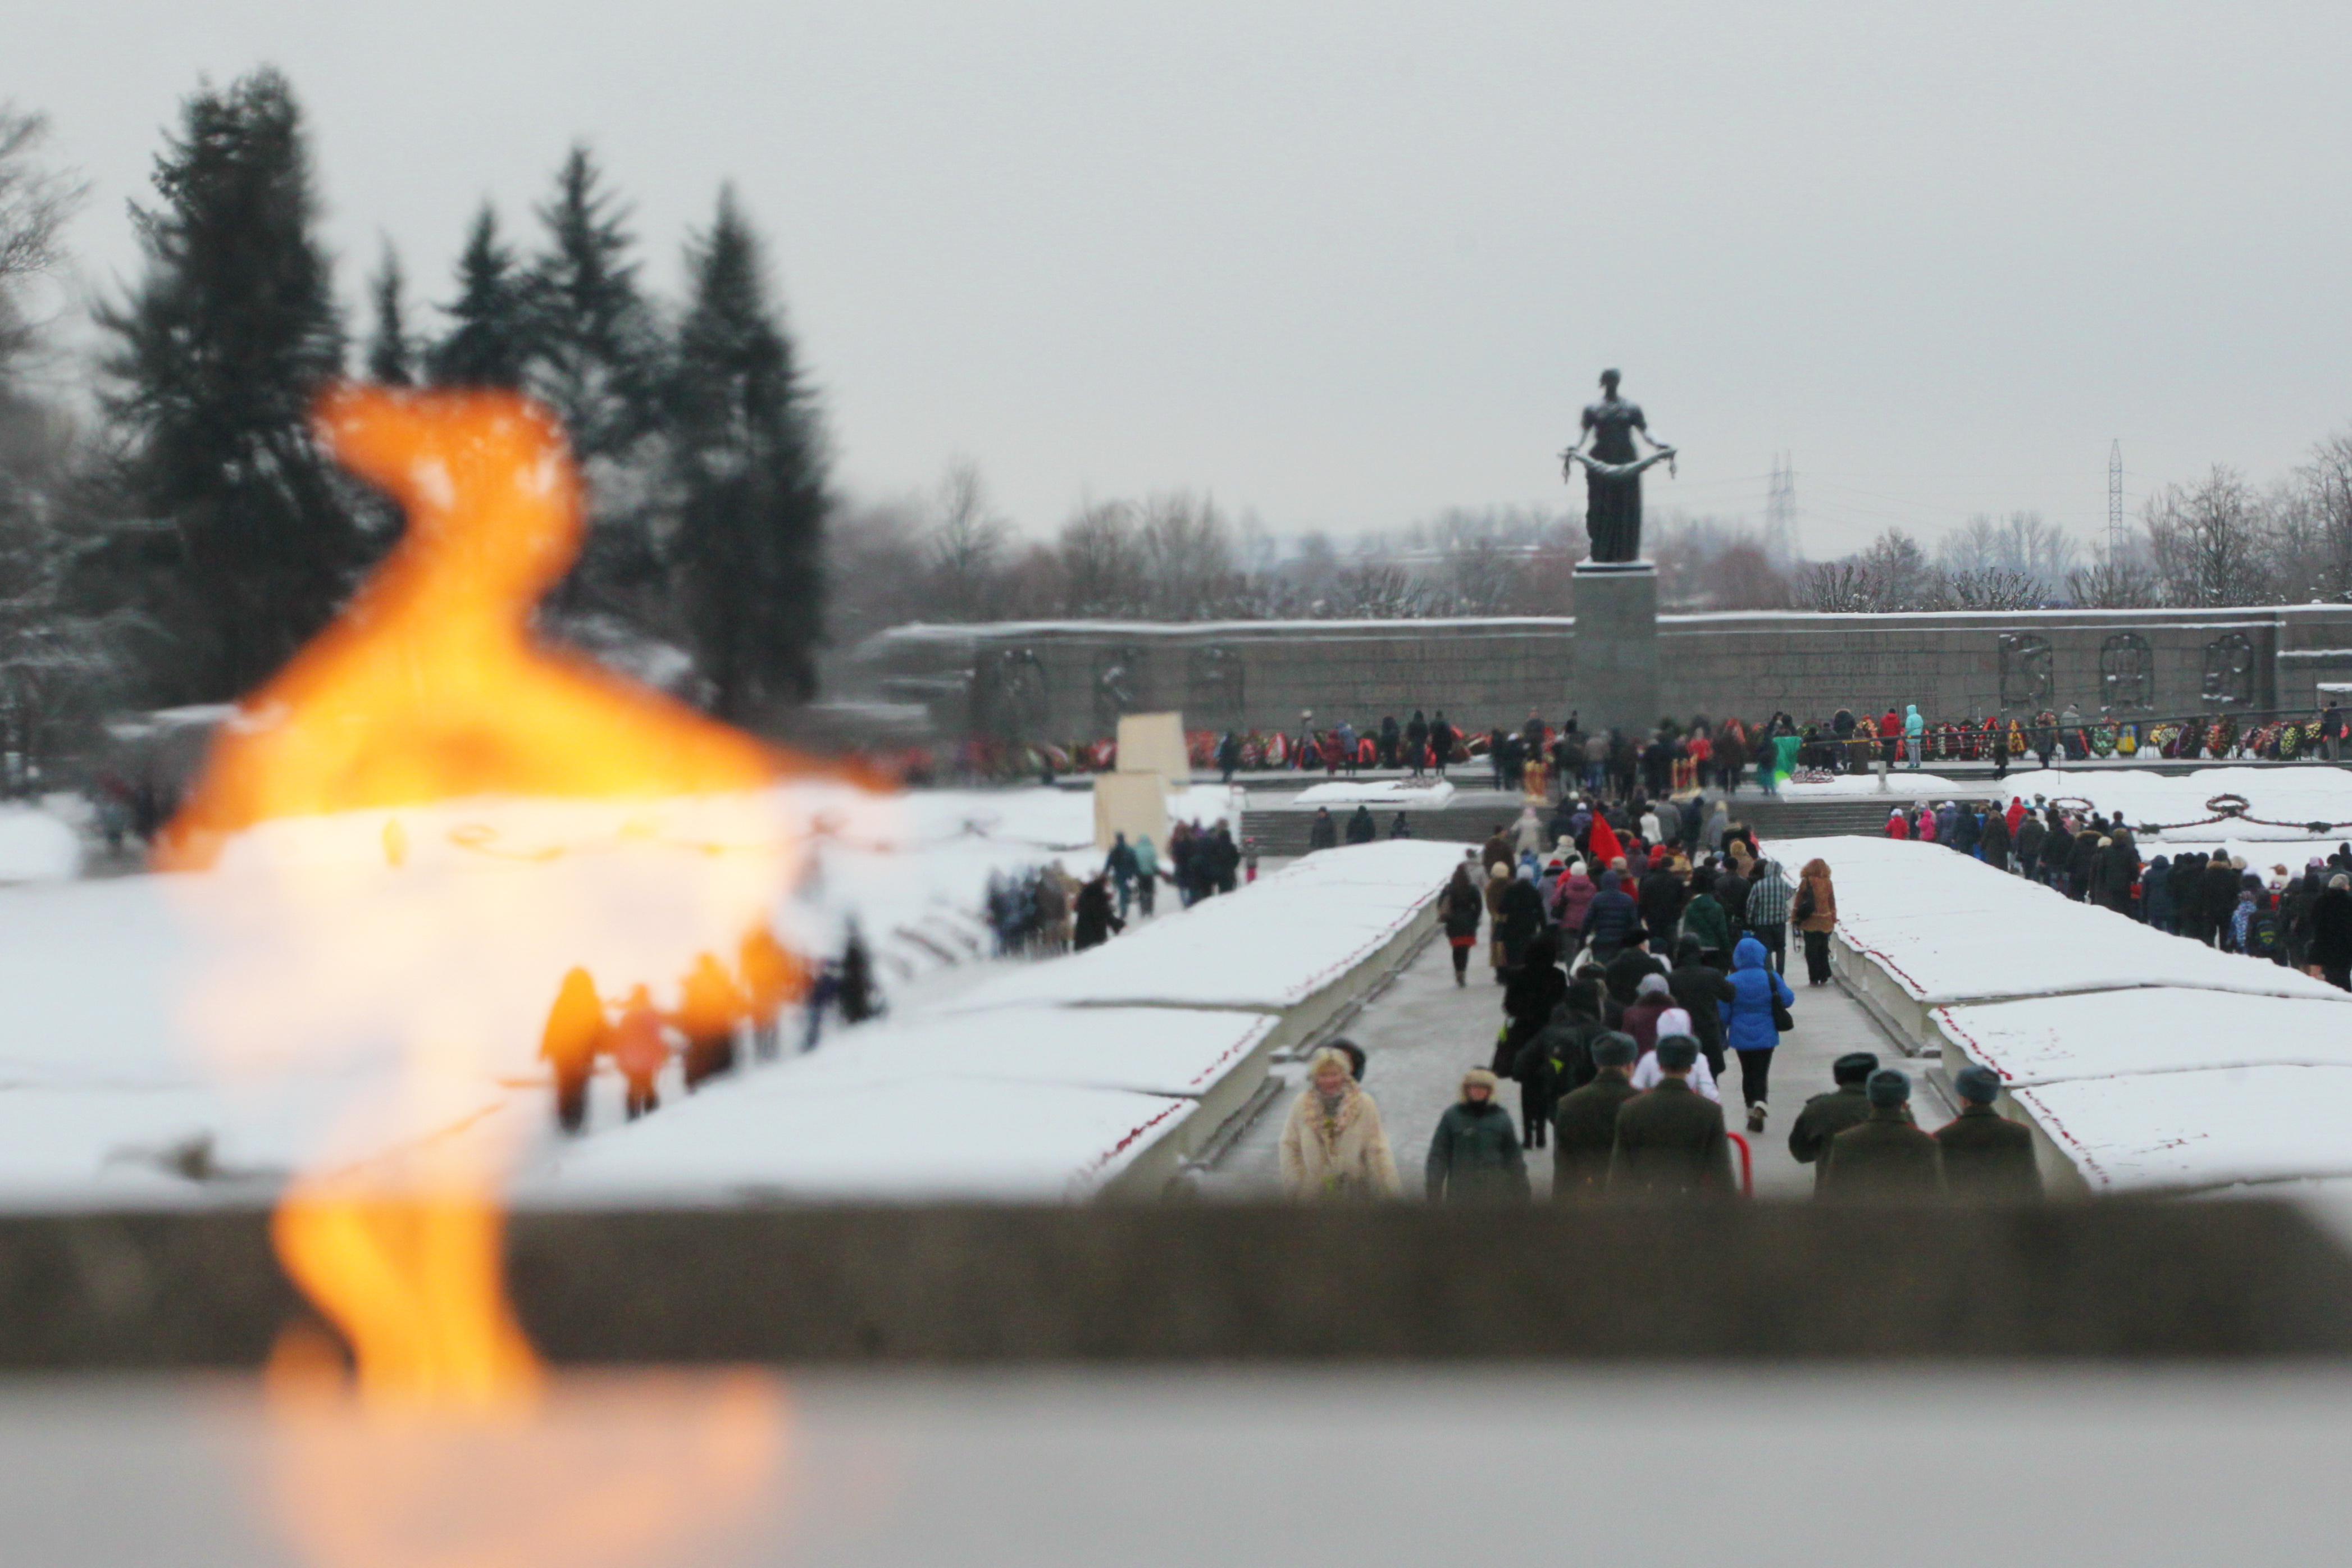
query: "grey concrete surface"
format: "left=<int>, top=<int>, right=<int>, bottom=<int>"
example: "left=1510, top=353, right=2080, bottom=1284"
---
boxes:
left=1208, top=908, right=1938, bottom=1201
left=14, top=1368, right=2352, bottom=1566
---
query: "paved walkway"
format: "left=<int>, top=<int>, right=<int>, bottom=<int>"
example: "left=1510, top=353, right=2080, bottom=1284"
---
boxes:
left=1209, top=927, right=1945, bottom=1200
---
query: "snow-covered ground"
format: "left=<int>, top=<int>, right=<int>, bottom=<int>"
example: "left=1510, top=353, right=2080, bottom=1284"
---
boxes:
left=1766, top=833, right=2352, bottom=1196
left=0, top=780, right=1292, bottom=1208
left=1292, top=779, right=1457, bottom=808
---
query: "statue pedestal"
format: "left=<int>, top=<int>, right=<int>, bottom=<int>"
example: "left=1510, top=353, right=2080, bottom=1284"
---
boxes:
left=1569, top=560, right=1659, bottom=740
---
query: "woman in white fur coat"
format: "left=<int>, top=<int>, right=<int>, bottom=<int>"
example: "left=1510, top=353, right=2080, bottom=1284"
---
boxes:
left=1279, top=1044, right=1401, bottom=1200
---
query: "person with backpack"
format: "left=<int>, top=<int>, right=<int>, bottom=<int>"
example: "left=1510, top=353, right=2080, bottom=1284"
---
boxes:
left=2242, top=883, right=2288, bottom=965
left=1792, top=857, right=1839, bottom=986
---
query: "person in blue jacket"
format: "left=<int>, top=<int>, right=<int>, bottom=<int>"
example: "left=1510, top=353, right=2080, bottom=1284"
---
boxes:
left=1722, top=933, right=1797, bottom=1136
left=1902, top=704, right=1926, bottom=768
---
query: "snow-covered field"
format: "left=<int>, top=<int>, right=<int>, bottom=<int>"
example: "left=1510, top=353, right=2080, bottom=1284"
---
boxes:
left=1766, top=833, right=2352, bottom=1195
left=0, top=776, right=1441, bottom=1207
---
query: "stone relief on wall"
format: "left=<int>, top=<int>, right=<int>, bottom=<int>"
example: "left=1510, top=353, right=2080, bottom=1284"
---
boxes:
left=1184, top=645, right=1246, bottom=730
left=2201, top=633, right=2255, bottom=706
left=1998, top=633, right=2053, bottom=710
left=2098, top=632, right=2154, bottom=713
left=973, top=648, right=1049, bottom=742
left=1093, top=646, right=1149, bottom=735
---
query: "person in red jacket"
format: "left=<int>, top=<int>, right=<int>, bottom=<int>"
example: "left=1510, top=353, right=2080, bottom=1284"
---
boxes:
left=1886, top=807, right=1910, bottom=840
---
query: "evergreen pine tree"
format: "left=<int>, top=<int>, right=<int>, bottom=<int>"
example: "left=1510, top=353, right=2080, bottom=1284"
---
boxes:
left=426, top=203, right=531, bottom=389
left=667, top=187, right=827, bottom=719
left=525, top=144, right=656, bottom=464
left=95, top=67, right=355, bottom=701
left=364, top=242, right=414, bottom=384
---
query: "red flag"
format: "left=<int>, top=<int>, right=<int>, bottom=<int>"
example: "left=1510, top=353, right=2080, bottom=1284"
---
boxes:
left=1586, top=810, right=1624, bottom=868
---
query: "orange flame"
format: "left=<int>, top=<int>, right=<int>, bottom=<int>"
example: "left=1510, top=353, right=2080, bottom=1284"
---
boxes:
left=168, top=385, right=797, bottom=1559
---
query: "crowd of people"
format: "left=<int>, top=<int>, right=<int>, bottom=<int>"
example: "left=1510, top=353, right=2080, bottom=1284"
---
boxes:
left=1279, top=1034, right=2040, bottom=1204
left=534, top=925, right=822, bottom=1134
left=1885, top=794, right=2352, bottom=988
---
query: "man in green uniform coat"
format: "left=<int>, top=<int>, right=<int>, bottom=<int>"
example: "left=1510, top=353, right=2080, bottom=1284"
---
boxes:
left=1821, top=1070, right=1942, bottom=1198
left=1788, top=1052, right=1877, bottom=1190
left=1935, top=1064, right=2043, bottom=1199
left=1607, top=1035, right=1736, bottom=1197
left=1553, top=1032, right=1640, bottom=1199
left=1426, top=1068, right=1530, bottom=1202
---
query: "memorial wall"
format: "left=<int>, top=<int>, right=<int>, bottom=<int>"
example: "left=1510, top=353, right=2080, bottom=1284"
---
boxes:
left=861, top=603, right=2352, bottom=743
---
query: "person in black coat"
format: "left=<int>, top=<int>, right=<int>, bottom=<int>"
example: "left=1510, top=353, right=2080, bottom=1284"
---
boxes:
left=1600, top=935, right=1666, bottom=1022
left=1306, top=808, right=1338, bottom=853
left=1072, top=875, right=1123, bottom=951
left=1978, top=806, right=2011, bottom=872
left=2200, top=854, right=2243, bottom=946
left=1500, top=926, right=1567, bottom=1054
left=2171, top=850, right=2207, bottom=941
left=1405, top=711, right=1429, bottom=776
left=1344, top=805, right=1376, bottom=845
left=1511, top=971, right=1597, bottom=1152
left=1637, top=863, right=1688, bottom=949
left=2066, top=824, right=2102, bottom=901
left=1667, top=936, right=1737, bottom=1078
left=2012, top=812, right=2045, bottom=880
left=2098, top=831, right=2140, bottom=917
left=2310, top=874, right=2352, bottom=990
left=2037, top=814, right=2072, bottom=889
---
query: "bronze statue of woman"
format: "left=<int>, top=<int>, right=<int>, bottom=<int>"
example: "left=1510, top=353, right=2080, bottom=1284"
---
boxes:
left=1562, top=368, right=1676, bottom=563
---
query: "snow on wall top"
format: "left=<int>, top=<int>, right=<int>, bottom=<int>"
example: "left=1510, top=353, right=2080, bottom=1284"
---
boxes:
left=1932, top=989, right=2352, bottom=1087
left=1786, top=766, right=2352, bottom=845
left=935, top=839, right=1462, bottom=1014
left=1771, top=829, right=2352, bottom=1195
left=1763, top=834, right=2346, bottom=1007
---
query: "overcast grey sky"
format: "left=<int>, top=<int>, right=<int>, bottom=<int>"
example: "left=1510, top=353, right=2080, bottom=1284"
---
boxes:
left=15, top=1, right=2352, bottom=554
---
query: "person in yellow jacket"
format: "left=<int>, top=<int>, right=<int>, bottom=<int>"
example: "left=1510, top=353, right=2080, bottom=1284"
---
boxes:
left=538, top=966, right=609, bottom=1134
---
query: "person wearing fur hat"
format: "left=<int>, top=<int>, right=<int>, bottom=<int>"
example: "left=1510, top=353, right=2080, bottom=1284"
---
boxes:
left=1278, top=1045, right=1400, bottom=1201
left=1426, top=1068, right=1529, bottom=1202
left=1934, top=1065, right=2040, bottom=1199
left=1788, top=1052, right=1877, bottom=1188
left=1552, top=1031, right=1640, bottom=1198
left=1607, top=1036, right=1736, bottom=1197
left=1820, top=1070, right=1943, bottom=1198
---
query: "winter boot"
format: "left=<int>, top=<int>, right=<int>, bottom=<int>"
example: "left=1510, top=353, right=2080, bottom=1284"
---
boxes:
left=1746, top=1101, right=1767, bottom=1134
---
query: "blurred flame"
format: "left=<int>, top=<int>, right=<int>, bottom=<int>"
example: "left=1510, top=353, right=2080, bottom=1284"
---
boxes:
left=170, top=386, right=797, bottom=1561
